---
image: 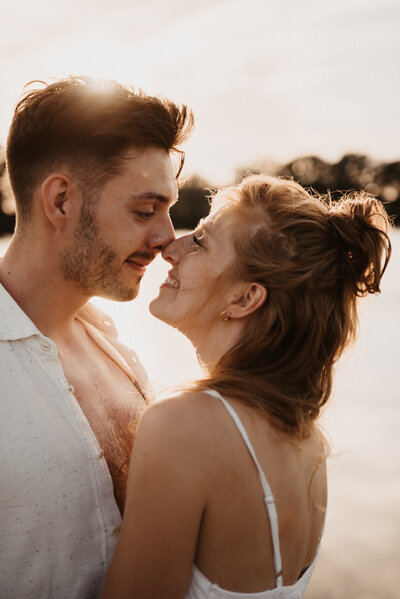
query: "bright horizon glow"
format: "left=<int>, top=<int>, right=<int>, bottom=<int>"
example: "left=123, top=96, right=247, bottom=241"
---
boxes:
left=1, top=0, right=400, bottom=184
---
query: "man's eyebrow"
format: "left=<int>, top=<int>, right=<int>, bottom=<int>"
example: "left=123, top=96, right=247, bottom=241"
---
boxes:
left=129, top=192, right=177, bottom=205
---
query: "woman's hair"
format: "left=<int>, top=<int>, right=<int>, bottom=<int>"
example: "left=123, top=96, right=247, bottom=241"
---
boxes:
left=193, top=174, right=392, bottom=438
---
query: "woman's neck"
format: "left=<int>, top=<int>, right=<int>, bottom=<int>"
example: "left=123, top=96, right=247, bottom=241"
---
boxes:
left=186, top=319, right=245, bottom=370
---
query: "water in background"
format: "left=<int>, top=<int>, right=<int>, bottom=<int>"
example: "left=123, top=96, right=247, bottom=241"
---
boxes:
left=1, top=231, right=399, bottom=598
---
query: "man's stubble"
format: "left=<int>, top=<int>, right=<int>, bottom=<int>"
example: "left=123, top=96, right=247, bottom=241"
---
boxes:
left=59, top=200, right=140, bottom=302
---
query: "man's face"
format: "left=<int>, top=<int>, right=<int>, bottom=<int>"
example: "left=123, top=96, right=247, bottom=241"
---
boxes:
left=59, top=147, right=177, bottom=301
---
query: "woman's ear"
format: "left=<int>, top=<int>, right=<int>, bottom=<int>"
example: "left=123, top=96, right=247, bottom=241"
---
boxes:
left=227, top=282, right=267, bottom=319
left=40, top=173, right=76, bottom=230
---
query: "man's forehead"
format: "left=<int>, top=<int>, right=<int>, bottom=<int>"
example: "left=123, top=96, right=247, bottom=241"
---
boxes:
left=122, top=147, right=176, bottom=175
left=123, top=151, right=178, bottom=191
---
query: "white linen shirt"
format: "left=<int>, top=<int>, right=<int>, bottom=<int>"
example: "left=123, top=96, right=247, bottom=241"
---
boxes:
left=0, top=283, right=151, bottom=599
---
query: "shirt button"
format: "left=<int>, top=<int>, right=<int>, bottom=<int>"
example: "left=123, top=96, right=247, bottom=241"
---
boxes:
left=68, top=385, right=75, bottom=394
left=98, top=449, right=105, bottom=459
left=41, top=341, right=51, bottom=352
left=110, top=525, right=121, bottom=536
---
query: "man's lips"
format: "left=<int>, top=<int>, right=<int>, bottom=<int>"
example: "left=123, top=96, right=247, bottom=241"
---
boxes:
left=125, top=258, right=152, bottom=274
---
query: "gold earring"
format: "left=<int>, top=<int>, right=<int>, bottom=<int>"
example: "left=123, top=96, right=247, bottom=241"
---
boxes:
left=220, top=310, right=230, bottom=322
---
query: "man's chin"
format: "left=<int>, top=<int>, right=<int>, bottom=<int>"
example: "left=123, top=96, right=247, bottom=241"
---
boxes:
left=98, top=285, right=139, bottom=303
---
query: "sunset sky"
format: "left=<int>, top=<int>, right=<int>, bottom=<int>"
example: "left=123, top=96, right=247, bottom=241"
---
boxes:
left=1, top=0, right=399, bottom=183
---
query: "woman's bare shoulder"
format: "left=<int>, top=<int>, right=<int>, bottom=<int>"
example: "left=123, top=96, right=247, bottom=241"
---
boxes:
left=143, top=390, right=220, bottom=423
left=136, top=390, right=224, bottom=460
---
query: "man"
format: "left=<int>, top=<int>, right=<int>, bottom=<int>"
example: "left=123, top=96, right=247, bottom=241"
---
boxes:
left=0, top=76, right=193, bottom=598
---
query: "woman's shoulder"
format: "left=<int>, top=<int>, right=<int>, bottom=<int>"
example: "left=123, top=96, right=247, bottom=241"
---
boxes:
left=142, top=390, right=220, bottom=425
left=136, top=390, right=224, bottom=460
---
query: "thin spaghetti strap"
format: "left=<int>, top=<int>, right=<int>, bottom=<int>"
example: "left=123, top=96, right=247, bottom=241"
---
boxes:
left=203, top=389, right=283, bottom=587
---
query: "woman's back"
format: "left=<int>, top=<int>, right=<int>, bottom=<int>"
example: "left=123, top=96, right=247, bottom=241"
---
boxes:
left=184, top=389, right=327, bottom=595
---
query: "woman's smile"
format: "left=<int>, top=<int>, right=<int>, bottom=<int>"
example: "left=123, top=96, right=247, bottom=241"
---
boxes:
left=161, top=272, right=180, bottom=289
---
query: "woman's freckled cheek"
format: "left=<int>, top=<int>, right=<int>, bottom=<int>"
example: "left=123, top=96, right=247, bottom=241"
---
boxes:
left=186, top=276, right=199, bottom=289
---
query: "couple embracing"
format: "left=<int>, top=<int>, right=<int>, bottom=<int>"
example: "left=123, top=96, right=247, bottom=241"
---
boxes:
left=0, top=77, right=391, bottom=599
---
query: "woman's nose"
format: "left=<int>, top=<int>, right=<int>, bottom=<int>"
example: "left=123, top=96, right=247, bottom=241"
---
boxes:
left=161, top=232, right=191, bottom=264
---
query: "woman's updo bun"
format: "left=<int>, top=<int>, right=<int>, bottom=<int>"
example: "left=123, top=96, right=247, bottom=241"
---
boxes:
left=327, top=193, right=391, bottom=297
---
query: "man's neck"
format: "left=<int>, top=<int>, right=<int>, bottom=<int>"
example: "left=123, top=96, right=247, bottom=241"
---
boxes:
left=0, top=235, right=89, bottom=340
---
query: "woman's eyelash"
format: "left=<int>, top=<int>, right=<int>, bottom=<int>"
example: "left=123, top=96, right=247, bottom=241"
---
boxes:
left=192, top=234, right=202, bottom=246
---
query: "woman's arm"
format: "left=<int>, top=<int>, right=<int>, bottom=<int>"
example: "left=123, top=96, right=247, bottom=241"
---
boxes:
left=101, top=395, right=208, bottom=599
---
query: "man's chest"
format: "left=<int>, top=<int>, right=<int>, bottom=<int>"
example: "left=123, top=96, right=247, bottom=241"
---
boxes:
left=0, top=337, right=122, bottom=599
left=59, top=342, right=147, bottom=513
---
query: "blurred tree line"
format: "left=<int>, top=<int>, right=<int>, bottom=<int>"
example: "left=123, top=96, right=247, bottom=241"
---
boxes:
left=0, top=153, right=14, bottom=234
left=170, top=154, right=400, bottom=229
left=0, top=152, right=399, bottom=235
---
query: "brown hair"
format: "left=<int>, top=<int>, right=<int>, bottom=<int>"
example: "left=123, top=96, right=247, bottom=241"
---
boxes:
left=6, top=76, right=194, bottom=221
left=194, top=175, right=391, bottom=438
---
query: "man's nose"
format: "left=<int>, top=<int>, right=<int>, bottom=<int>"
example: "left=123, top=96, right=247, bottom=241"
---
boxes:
left=162, top=239, right=175, bottom=265
left=149, top=214, right=176, bottom=253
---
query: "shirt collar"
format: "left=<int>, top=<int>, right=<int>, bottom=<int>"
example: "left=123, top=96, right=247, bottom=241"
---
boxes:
left=76, top=302, right=119, bottom=340
left=0, top=283, right=42, bottom=341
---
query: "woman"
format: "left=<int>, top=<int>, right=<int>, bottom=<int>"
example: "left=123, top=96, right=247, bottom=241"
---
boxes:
left=101, top=175, right=391, bottom=598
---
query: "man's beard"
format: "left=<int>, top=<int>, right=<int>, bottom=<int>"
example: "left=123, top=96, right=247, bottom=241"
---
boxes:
left=59, top=201, right=140, bottom=301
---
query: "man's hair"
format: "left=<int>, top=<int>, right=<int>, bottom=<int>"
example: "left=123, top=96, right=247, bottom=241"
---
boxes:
left=6, top=76, right=194, bottom=220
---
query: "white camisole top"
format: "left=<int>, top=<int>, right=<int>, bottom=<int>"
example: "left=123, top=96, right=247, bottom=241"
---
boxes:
left=184, top=389, right=323, bottom=599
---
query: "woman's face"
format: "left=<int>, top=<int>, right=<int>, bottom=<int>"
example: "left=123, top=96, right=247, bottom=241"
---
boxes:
left=150, top=209, right=238, bottom=336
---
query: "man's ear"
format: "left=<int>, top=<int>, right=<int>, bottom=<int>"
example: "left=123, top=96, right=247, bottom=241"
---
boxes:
left=227, top=282, right=267, bottom=319
left=40, top=174, right=78, bottom=229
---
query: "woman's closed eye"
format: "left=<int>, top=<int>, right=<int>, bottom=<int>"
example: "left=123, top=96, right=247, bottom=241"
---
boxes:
left=192, top=234, right=202, bottom=246
left=192, top=231, right=207, bottom=248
